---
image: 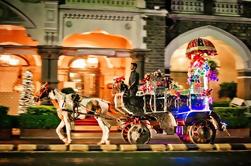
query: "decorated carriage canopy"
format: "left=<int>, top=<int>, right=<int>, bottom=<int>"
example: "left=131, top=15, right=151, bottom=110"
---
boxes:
left=186, top=37, right=219, bottom=84
left=186, top=37, right=217, bottom=59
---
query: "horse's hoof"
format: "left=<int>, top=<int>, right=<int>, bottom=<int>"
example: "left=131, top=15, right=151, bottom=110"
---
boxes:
left=97, top=140, right=110, bottom=145
left=68, top=139, right=72, bottom=144
left=65, top=142, right=71, bottom=146
left=61, top=138, right=68, bottom=144
left=97, top=141, right=104, bottom=145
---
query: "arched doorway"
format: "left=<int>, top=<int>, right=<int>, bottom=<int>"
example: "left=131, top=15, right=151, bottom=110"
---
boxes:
left=165, top=25, right=251, bottom=100
left=0, top=25, right=40, bottom=114
left=60, top=30, right=133, bottom=101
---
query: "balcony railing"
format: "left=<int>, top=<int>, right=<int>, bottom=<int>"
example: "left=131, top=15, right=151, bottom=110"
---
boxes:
left=65, top=0, right=137, bottom=7
left=171, top=0, right=243, bottom=16
left=213, top=2, right=243, bottom=16
left=171, top=0, right=204, bottom=14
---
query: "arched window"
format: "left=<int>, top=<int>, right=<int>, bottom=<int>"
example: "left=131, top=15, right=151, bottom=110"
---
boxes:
left=70, top=58, right=87, bottom=68
left=0, top=54, right=28, bottom=66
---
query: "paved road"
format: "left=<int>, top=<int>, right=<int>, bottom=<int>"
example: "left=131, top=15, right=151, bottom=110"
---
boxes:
left=1, top=151, right=251, bottom=166
left=1, top=132, right=251, bottom=145
left=1, top=132, right=251, bottom=166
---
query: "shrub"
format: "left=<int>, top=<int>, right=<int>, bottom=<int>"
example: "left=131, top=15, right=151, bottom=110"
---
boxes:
left=0, top=115, right=13, bottom=129
left=218, top=82, right=237, bottom=99
left=0, top=105, right=9, bottom=117
left=26, top=105, right=57, bottom=115
left=214, top=107, right=251, bottom=128
left=212, top=101, right=230, bottom=107
left=19, top=105, right=60, bottom=129
left=0, top=105, right=13, bottom=129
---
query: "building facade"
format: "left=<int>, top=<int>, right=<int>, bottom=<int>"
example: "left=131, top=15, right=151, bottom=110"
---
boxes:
left=0, top=0, right=250, bottom=114
left=165, top=0, right=251, bottom=100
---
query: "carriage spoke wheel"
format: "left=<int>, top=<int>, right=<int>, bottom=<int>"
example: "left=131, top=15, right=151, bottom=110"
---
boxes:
left=121, top=124, right=132, bottom=143
left=127, top=124, right=151, bottom=144
left=188, top=120, right=216, bottom=144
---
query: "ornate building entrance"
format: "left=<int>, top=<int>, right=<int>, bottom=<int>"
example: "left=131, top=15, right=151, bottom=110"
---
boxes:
left=58, top=30, right=135, bottom=101
left=0, top=25, right=147, bottom=114
left=165, top=26, right=251, bottom=100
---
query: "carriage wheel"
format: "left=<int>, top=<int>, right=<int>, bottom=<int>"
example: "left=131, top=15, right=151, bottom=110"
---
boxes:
left=127, top=124, right=151, bottom=144
left=187, top=120, right=216, bottom=144
left=121, top=123, right=132, bottom=143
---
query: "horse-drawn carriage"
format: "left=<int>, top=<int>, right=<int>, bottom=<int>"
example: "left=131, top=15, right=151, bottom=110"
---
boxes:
left=111, top=71, right=226, bottom=144
left=34, top=69, right=226, bottom=145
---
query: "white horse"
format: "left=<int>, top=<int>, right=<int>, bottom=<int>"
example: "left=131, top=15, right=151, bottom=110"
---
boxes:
left=34, top=83, right=111, bottom=145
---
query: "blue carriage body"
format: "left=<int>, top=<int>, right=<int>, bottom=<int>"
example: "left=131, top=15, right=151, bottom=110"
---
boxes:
left=170, top=94, right=212, bottom=126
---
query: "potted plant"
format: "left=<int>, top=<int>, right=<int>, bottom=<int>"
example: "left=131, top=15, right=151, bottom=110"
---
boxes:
left=19, top=105, right=60, bottom=138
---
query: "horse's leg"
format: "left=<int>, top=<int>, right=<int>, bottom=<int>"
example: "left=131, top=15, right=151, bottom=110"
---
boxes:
left=56, top=120, right=67, bottom=143
left=95, top=117, right=110, bottom=145
left=62, top=111, right=72, bottom=145
left=102, top=121, right=110, bottom=145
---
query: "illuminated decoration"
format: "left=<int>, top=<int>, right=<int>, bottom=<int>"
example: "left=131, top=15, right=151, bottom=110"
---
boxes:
left=70, top=57, right=100, bottom=69
left=18, top=70, right=35, bottom=114
left=113, top=76, right=125, bottom=83
left=70, top=59, right=87, bottom=68
left=139, top=70, right=189, bottom=97
left=139, top=69, right=166, bottom=95
left=186, top=38, right=218, bottom=111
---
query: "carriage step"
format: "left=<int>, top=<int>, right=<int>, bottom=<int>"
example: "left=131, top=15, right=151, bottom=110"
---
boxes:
left=75, top=122, right=98, bottom=125
left=74, top=118, right=98, bottom=126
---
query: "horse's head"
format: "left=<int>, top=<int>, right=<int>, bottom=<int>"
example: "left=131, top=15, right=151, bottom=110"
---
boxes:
left=34, top=82, right=49, bottom=102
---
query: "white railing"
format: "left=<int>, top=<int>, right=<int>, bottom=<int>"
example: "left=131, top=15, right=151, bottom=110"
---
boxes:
left=65, top=0, right=137, bottom=7
left=171, top=0, right=204, bottom=14
left=213, top=2, right=243, bottom=16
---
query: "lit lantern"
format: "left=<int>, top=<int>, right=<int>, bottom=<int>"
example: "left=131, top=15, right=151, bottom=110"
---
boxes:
left=70, top=59, right=87, bottom=68
left=87, top=56, right=98, bottom=68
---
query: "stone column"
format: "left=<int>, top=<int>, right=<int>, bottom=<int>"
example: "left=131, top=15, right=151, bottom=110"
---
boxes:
left=37, top=45, right=62, bottom=88
left=237, top=69, right=251, bottom=100
left=131, top=49, right=146, bottom=79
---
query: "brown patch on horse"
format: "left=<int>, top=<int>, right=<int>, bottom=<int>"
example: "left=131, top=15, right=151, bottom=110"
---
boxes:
left=86, top=100, right=102, bottom=115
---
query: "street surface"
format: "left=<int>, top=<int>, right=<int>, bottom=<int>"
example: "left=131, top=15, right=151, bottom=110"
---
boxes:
left=1, top=151, right=251, bottom=166
left=1, top=132, right=251, bottom=145
left=1, top=132, right=251, bottom=166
